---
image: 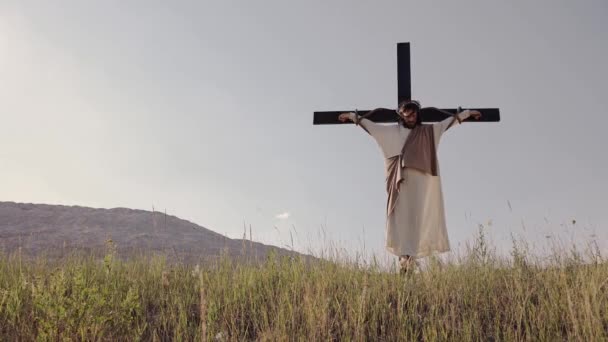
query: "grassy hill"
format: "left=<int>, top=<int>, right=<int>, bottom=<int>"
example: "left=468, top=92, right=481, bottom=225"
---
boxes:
left=0, top=201, right=303, bottom=263
left=0, top=235, right=606, bottom=340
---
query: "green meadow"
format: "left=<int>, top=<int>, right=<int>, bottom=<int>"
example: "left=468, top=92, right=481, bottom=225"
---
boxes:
left=1, top=233, right=606, bottom=341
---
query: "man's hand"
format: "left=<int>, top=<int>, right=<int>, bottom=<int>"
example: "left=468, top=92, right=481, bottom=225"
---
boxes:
left=338, top=112, right=353, bottom=122
left=470, top=110, right=482, bottom=120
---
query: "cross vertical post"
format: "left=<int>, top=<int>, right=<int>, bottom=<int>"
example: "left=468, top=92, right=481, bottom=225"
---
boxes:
left=397, top=42, right=411, bottom=105
left=312, top=42, right=500, bottom=124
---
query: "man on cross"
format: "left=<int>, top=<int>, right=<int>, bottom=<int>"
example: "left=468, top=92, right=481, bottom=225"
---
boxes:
left=338, top=100, right=481, bottom=273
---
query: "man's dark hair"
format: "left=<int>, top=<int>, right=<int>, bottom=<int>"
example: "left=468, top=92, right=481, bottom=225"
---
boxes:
left=398, top=100, right=422, bottom=126
left=398, top=100, right=421, bottom=112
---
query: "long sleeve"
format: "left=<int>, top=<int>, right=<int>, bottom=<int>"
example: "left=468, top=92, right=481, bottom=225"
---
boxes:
left=347, top=112, right=401, bottom=158
left=437, top=109, right=471, bottom=133
left=433, top=110, right=471, bottom=145
left=348, top=112, right=390, bottom=137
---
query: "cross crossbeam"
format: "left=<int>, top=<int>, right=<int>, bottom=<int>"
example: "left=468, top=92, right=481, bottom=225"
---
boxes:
left=313, top=42, right=500, bottom=124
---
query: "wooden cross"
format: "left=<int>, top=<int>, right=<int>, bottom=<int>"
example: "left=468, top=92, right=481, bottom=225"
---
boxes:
left=313, top=42, right=500, bottom=124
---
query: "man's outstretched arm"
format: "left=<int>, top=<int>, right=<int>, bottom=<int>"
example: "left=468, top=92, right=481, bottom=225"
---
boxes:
left=435, top=109, right=482, bottom=134
left=338, top=112, right=389, bottom=136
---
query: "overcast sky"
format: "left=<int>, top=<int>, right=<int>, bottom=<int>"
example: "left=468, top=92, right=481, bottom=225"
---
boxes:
left=2, top=1, right=607, bottom=264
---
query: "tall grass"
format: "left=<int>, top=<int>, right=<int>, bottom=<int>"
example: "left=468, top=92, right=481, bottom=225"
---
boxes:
left=0, top=234, right=606, bottom=341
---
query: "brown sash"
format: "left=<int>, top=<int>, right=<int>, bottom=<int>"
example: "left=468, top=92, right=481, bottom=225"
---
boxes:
left=384, top=115, right=461, bottom=217
left=351, top=108, right=461, bottom=217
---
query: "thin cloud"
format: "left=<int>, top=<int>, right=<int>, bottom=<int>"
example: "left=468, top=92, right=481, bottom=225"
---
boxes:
left=275, top=212, right=290, bottom=220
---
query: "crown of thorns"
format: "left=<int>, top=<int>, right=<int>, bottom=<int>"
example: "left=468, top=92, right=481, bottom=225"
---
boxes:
left=398, top=100, right=421, bottom=112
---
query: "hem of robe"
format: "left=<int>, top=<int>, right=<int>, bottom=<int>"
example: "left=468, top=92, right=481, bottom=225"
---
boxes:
left=385, top=244, right=450, bottom=259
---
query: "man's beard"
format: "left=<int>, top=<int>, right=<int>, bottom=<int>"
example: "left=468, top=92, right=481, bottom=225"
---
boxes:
left=402, top=120, right=417, bottom=129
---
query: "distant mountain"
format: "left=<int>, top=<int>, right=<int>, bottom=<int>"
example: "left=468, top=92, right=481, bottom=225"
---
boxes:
left=0, top=201, right=304, bottom=263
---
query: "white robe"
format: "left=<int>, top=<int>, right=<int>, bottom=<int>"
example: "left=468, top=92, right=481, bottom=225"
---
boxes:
left=349, top=110, right=472, bottom=258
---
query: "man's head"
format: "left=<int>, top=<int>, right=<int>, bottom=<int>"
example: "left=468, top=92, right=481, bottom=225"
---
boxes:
left=398, top=100, right=421, bottom=128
